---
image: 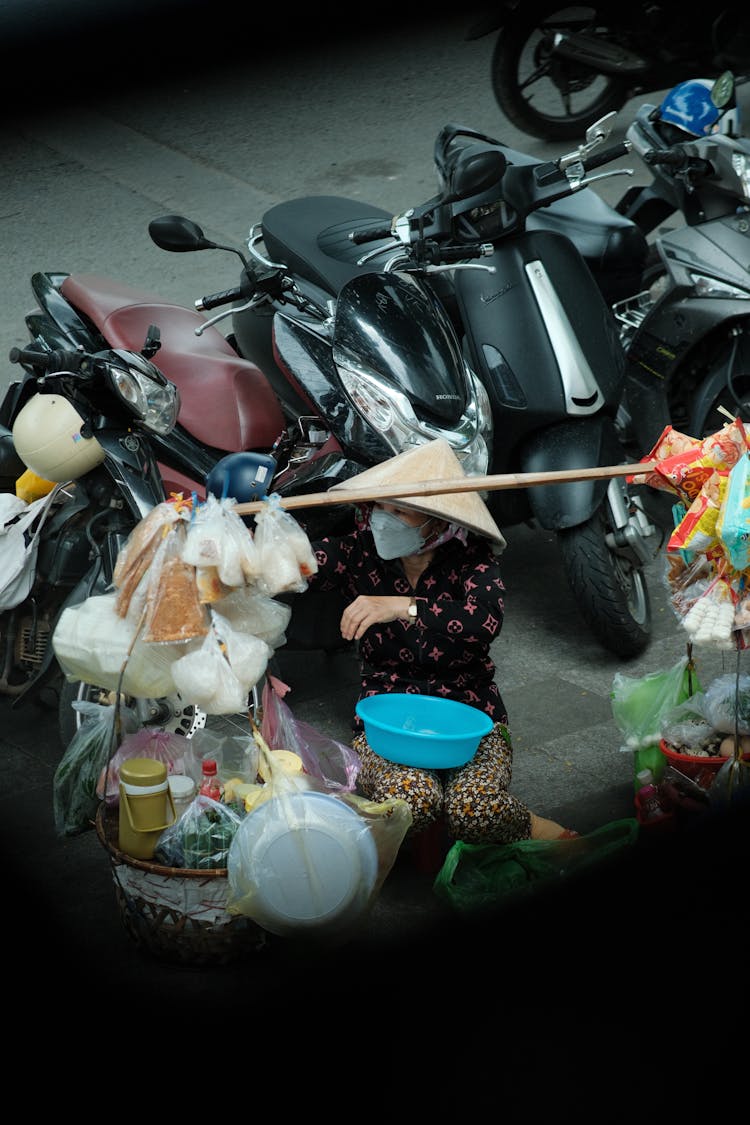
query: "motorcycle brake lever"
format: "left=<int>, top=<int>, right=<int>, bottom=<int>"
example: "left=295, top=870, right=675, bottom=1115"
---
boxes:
left=356, top=241, right=399, bottom=267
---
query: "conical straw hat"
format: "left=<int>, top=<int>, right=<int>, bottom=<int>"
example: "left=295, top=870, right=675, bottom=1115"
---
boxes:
left=330, top=438, right=507, bottom=549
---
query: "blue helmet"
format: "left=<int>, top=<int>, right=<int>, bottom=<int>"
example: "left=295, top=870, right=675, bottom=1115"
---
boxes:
left=205, top=451, right=277, bottom=525
left=657, top=78, right=729, bottom=137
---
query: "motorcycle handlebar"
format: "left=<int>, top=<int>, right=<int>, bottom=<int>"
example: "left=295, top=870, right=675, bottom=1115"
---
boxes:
left=195, top=285, right=244, bottom=312
left=642, top=147, right=713, bottom=175
left=581, top=141, right=631, bottom=172
left=349, top=225, right=394, bottom=245
left=9, top=346, right=85, bottom=371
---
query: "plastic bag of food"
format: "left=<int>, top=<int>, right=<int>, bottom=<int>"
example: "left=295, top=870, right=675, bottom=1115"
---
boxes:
left=627, top=425, right=699, bottom=490
left=260, top=678, right=361, bottom=792
left=52, top=591, right=188, bottom=696
left=212, top=586, right=291, bottom=648
left=253, top=493, right=318, bottom=596
left=53, top=700, right=138, bottom=835
left=681, top=577, right=737, bottom=649
left=182, top=494, right=260, bottom=588
left=113, top=500, right=185, bottom=618
left=141, top=523, right=210, bottom=644
left=699, top=673, right=750, bottom=735
left=170, top=626, right=249, bottom=714
left=211, top=609, right=272, bottom=689
left=716, top=451, right=750, bottom=571
left=610, top=654, right=701, bottom=779
left=153, top=793, right=243, bottom=869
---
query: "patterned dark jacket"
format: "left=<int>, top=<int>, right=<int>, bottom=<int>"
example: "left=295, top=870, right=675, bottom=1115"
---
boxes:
left=311, top=527, right=507, bottom=731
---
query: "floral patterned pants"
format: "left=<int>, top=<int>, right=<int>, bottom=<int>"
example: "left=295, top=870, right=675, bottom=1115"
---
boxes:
left=351, top=723, right=532, bottom=844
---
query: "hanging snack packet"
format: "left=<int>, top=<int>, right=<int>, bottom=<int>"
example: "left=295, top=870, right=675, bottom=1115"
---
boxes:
left=141, top=523, right=210, bottom=644
left=253, top=494, right=318, bottom=596
left=667, top=470, right=728, bottom=556
left=716, top=451, right=750, bottom=571
left=655, top=418, right=749, bottom=503
left=113, top=500, right=185, bottom=618
left=628, top=425, right=699, bottom=489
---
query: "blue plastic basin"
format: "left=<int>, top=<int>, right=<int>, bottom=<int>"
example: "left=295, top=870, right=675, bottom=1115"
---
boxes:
left=355, top=693, right=493, bottom=769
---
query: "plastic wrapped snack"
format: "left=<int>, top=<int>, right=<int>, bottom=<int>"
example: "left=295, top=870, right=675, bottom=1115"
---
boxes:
left=113, top=500, right=184, bottom=618
left=211, top=609, right=272, bottom=689
left=213, top=586, right=292, bottom=648
left=182, top=495, right=261, bottom=588
left=253, top=494, right=318, bottom=596
left=170, top=627, right=251, bottom=715
left=141, top=527, right=210, bottom=644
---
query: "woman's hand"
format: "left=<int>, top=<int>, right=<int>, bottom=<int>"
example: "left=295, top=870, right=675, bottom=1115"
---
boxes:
left=340, top=594, right=412, bottom=641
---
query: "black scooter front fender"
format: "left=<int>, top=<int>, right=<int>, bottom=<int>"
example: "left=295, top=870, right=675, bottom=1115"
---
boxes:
left=519, top=416, right=623, bottom=530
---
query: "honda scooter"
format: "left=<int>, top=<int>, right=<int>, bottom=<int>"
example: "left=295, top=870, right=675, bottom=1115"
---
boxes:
left=149, top=113, right=657, bottom=657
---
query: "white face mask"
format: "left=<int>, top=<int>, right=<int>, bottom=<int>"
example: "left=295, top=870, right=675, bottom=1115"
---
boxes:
left=369, top=507, right=430, bottom=560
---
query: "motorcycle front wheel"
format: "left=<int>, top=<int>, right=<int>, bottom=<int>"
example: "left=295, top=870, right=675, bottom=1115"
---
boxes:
left=557, top=505, right=651, bottom=657
left=491, top=5, right=629, bottom=141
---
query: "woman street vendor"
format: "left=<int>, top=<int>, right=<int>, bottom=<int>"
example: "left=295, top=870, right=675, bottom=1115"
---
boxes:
left=305, top=438, right=579, bottom=844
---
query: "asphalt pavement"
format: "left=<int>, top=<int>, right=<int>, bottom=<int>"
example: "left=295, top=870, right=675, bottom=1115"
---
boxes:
left=2, top=5, right=749, bottom=1104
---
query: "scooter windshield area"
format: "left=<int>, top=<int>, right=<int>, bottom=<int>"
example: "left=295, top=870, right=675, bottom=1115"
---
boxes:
left=332, top=271, right=468, bottom=426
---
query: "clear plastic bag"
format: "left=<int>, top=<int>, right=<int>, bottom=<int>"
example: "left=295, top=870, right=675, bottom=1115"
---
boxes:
left=660, top=695, right=715, bottom=751
left=214, top=586, right=291, bottom=648
left=113, top=500, right=184, bottom=618
left=226, top=736, right=410, bottom=940
left=211, top=609, right=272, bottom=688
left=53, top=700, right=138, bottom=836
left=253, top=494, right=318, bottom=596
left=260, top=678, right=361, bottom=792
left=182, top=494, right=261, bottom=588
left=170, top=626, right=249, bottom=714
left=699, top=673, right=750, bottom=735
left=52, top=591, right=187, bottom=696
left=141, top=522, right=210, bottom=645
left=96, top=727, right=190, bottom=806
left=153, top=794, right=243, bottom=869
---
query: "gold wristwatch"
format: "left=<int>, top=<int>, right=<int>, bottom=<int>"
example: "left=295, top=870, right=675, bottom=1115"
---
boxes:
left=407, top=595, right=418, bottom=620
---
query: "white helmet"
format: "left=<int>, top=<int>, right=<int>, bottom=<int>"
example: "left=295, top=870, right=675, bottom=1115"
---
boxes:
left=12, top=394, right=105, bottom=482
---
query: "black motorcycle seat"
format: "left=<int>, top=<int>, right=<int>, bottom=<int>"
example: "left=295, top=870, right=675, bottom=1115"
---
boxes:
left=262, top=196, right=397, bottom=295
left=60, top=273, right=285, bottom=450
left=528, top=195, right=648, bottom=274
left=261, top=187, right=647, bottom=305
left=498, top=143, right=649, bottom=283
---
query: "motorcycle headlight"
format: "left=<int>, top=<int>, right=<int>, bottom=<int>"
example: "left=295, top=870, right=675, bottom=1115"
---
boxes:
left=689, top=271, right=750, bottom=300
left=338, top=363, right=490, bottom=474
left=108, top=351, right=181, bottom=436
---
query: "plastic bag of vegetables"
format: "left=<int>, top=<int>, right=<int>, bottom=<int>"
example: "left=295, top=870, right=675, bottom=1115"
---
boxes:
left=53, top=701, right=138, bottom=835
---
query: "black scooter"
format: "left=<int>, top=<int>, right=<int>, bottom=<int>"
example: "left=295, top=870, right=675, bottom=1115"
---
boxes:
left=0, top=343, right=190, bottom=747
left=152, top=113, right=657, bottom=657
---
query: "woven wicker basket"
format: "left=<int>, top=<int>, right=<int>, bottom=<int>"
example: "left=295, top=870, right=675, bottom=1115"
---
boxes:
left=95, top=804, right=270, bottom=967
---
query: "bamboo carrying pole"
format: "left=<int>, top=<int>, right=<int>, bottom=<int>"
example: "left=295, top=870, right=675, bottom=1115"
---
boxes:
left=232, top=460, right=658, bottom=516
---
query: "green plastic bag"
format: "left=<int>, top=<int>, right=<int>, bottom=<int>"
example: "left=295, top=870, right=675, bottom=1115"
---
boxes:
left=433, top=818, right=639, bottom=914
left=610, top=654, right=701, bottom=784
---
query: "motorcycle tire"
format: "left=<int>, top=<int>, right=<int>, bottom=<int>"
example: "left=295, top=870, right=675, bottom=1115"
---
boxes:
left=58, top=676, right=266, bottom=750
left=490, top=4, right=629, bottom=142
left=557, top=505, right=651, bottom=658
